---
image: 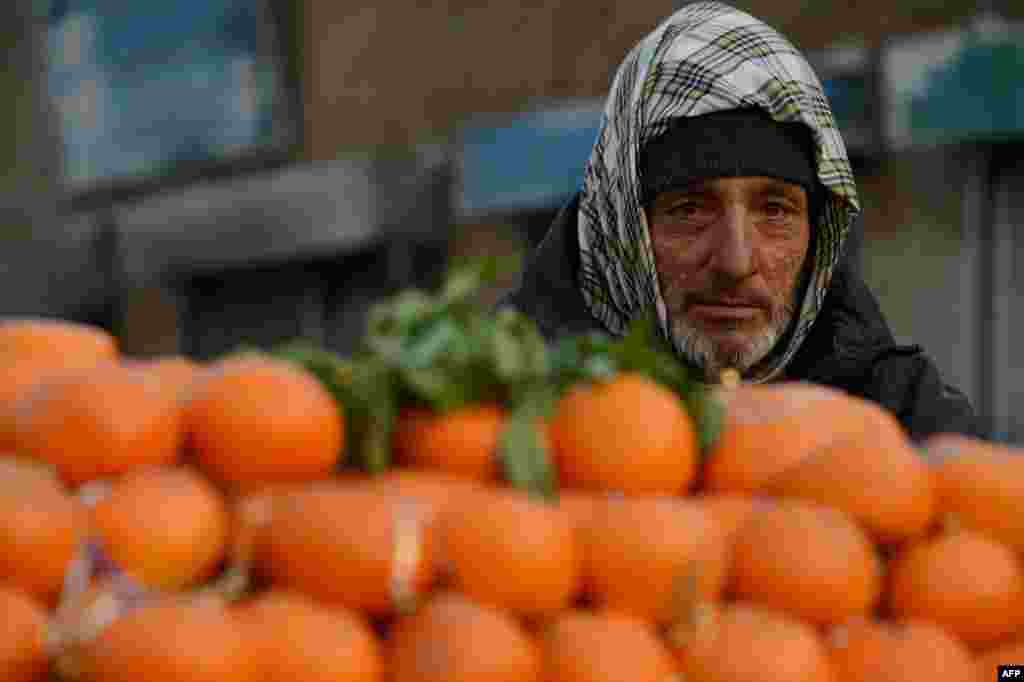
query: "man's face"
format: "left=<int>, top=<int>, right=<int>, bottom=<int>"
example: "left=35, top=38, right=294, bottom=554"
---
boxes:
left=645, top=176, right=812, bottom=382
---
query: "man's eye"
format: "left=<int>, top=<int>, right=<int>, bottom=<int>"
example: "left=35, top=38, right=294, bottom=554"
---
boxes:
left=764, top=202, right=792, bottom=219
left=669, top=201, right=704, bottom=218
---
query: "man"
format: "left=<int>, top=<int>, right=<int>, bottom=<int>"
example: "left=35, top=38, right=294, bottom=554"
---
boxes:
left=499, top=1, right=981, bottom=441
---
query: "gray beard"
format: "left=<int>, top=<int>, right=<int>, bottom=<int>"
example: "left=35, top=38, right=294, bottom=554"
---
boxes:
left=670, top=300, right=798, bottom=383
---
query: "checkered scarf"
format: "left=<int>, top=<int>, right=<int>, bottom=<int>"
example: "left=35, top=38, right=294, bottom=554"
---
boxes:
left=577, top=1, right=861, bottom=382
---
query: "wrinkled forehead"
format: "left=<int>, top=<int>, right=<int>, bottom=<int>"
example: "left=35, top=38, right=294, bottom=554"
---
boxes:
left=651, top=177, right=810, bottom=203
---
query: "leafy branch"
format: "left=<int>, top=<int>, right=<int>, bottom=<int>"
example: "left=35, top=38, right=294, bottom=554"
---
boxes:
left=263, top=255, right=723, bottom=495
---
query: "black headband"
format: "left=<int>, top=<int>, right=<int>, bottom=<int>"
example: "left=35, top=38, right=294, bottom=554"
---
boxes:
left=638, top=108, right=820, bottom=207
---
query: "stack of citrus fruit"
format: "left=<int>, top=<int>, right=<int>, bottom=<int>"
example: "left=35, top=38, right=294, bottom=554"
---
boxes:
left=1, top=282, right=1022, bottom=681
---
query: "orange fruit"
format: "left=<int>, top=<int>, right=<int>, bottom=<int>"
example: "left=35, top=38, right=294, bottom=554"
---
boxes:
left=549, top=372, right=697, bottom=495
left=541, top=610, right=676, bottom=682
left=0, top=319, right=118, bottom=453
left=360, top=469, right=481, bottom=518
left=886, top=527, right=1024, bottom=650
left=235, top=589, right=382, bottom=682
left=90, top=465, right=230, bottom=590
left=0, top=318, right=118, bottom=366
left=695, top=492, right=761, bottom=545
left=826, top=618, right=974, bottom=682
left=256, top=485, right=438, bottom=617
left=0, top=457, right=84, bottom=605
left=554, top=489, right=607, bottom=602
left=228, top=475, right=369, bottom=566
left=388, top=591, right=541, bottom=682
left=184, top=354, right=344, bottom=492
left=227, top=482, right=313, bottom=568
left=927, top=433, right=1024, bottom=553
left=974, top=635, right=1024, bottom=681
left=440, top=487, right=580, bottom=617
left=73, top=599, right=250, bottom=682
left=672, top=601, right=835, bottom=682
left=556, top=489, right=604, bottom=539
left=0, top=587, right=49, bottom=682
left=392, top=404, right=505, bottom=482
left=729, top=499, right=882, bottom=626
left=11, top=364, right=183, bottom=487
left=764, top=403, right=934, bottom=545
left=0, top=362, right=74, bottom=453
left=703, top=382, right=861, bottom=494
left=582, top=496, right=728, bottom=626
left=0, top=453, right=60, bottom=484
left=358, top=469, right=481, bottom=578
left=125, top=355, right=202, bottom=402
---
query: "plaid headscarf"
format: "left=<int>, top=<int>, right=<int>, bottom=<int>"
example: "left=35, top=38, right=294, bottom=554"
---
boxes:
left=577, top=1, right=861, bottom=383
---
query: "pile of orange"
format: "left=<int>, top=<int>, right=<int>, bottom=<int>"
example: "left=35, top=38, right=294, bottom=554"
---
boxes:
left=1, top=317, right=1023, bottom=682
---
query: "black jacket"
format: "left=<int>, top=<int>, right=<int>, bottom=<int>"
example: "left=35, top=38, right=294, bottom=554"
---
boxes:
left=499, top=195, right=983, bottom=443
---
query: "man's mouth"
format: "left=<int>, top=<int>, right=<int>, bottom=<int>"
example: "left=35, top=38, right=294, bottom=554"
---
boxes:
left=687, top=300, right=766, bottom=322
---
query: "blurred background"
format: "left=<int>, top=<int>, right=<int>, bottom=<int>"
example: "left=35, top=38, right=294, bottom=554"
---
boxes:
left=1, top=1, right=1022, bottom=440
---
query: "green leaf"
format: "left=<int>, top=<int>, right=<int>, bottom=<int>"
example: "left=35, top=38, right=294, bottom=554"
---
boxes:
left=620, top=311, right=659, bottom=358
left=399, top=365, right=469, bottom=413
left=515, top=319, right=550, bottom=380
left=491, top=324, right=525, bottom=383
left=440, top=266, right=484, bottom=306
left=271, top=340, right=354, bottom=385
left=581, top=354, right=617, bottom=380
left=362, top=392, right=396, bottom=475
left=498, top=390, right=559, bottom=502
left=548, top=336, right=581, bottom=378
left=390, top=289, right=435, bottom=325
left=365, top=302, right=407, bottom=363
left=401, top=317, right=463, bottom=370
left=685, top=383, right=726, bottom=454
left=344, top=360, right=398, bottom=474
left=615, top=313, right=672, bottom=376
left=441, top=253, right=522, bottom=306
left=490, top=308, right=550, bottom=385
left=549, top=331, right=620, bottom=390
left=450, top=252, right=522, bottom=286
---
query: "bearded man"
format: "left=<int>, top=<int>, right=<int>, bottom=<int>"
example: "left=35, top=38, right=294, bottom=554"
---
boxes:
left=499, top=2, right=981, bottom=441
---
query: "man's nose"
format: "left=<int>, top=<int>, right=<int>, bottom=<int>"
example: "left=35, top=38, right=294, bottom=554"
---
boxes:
left=712, top=205, right=755, bottom=280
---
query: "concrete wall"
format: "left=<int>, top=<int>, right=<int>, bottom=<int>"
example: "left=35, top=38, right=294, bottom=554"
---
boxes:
left=301, top=0, right=1006, bottom=155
